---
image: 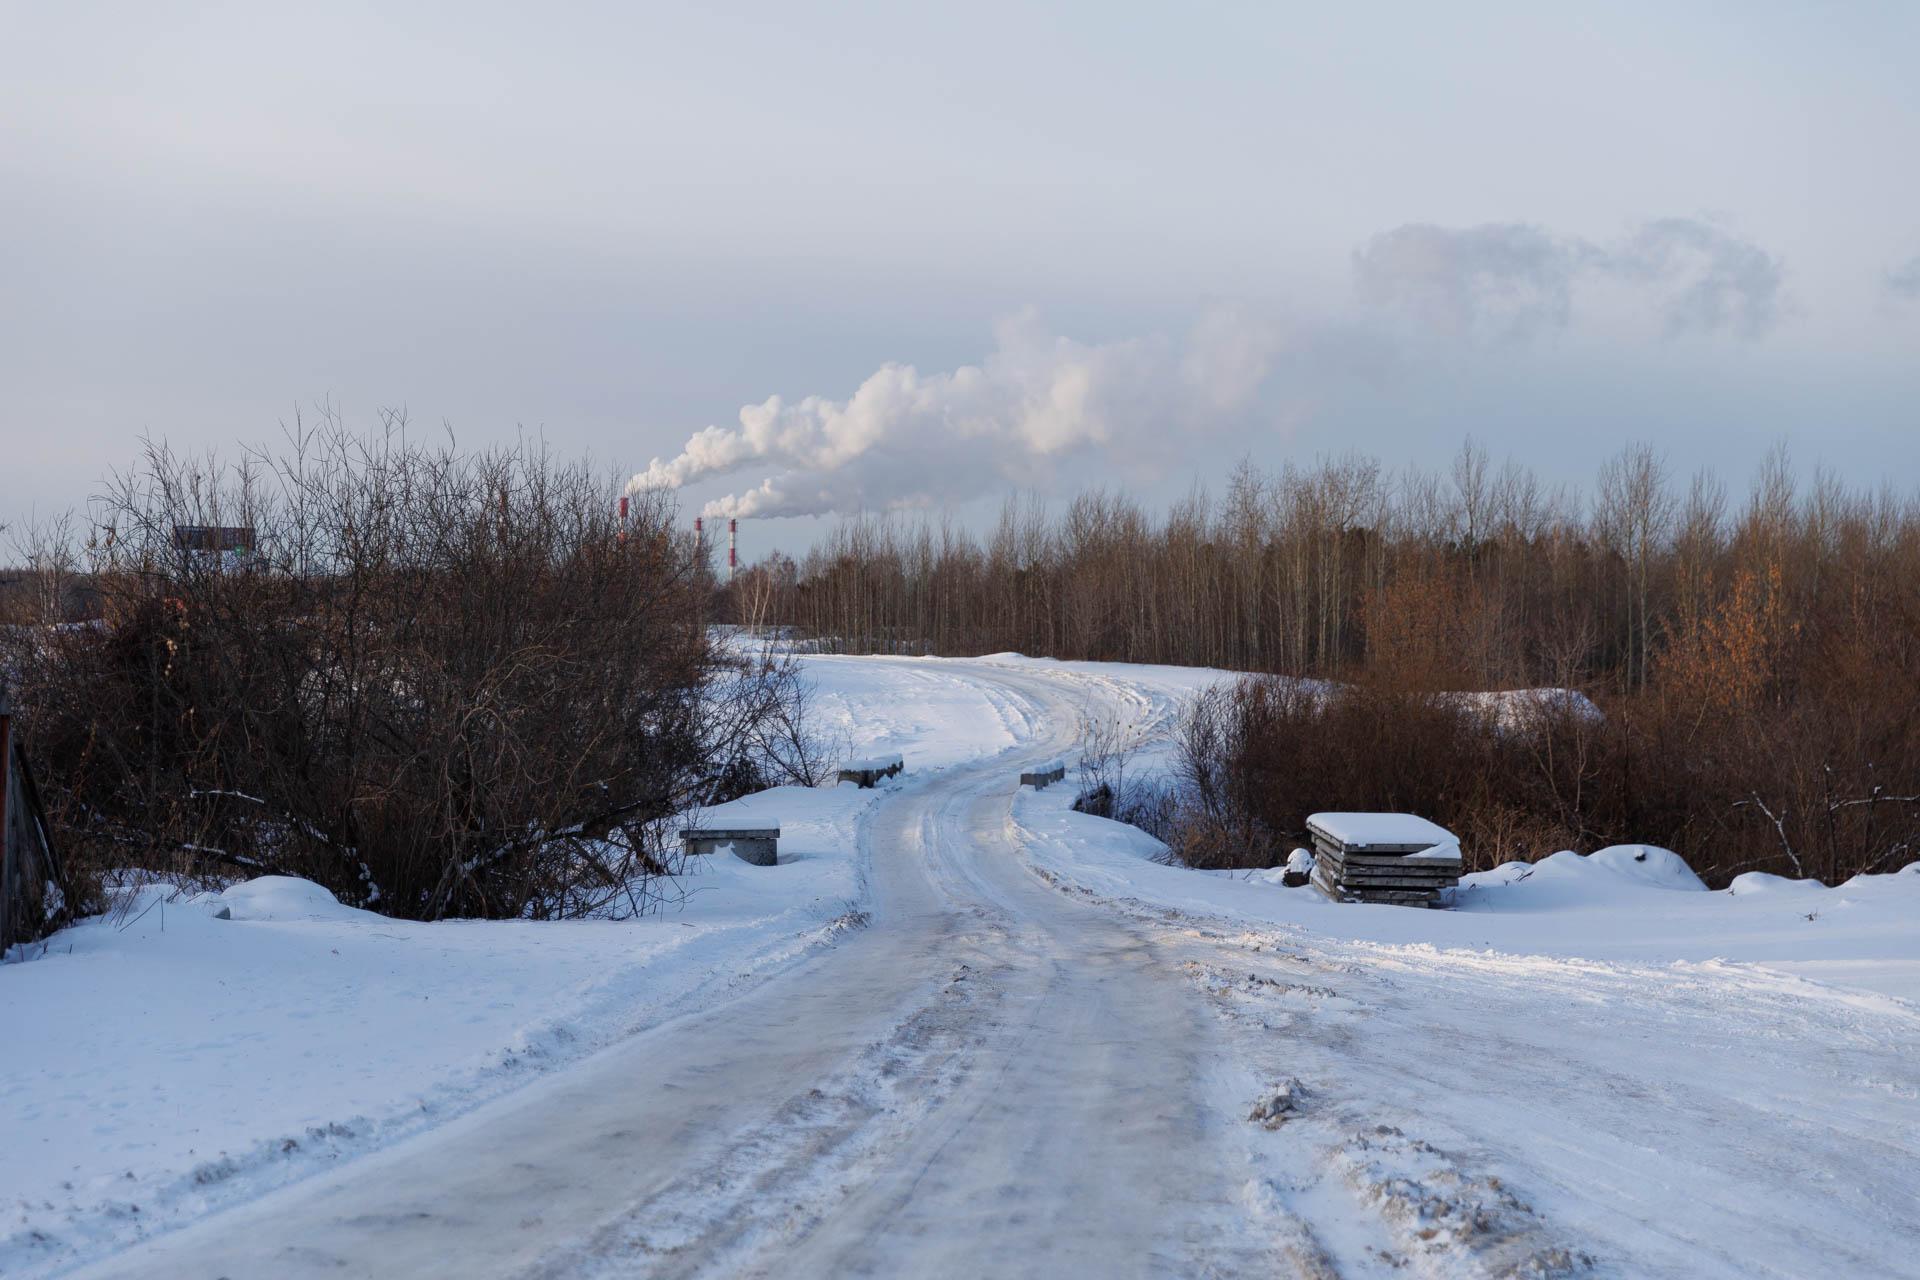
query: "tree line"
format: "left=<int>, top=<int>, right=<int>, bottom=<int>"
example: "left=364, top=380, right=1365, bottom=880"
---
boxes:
left=732, top=442, right=1920, bottom=884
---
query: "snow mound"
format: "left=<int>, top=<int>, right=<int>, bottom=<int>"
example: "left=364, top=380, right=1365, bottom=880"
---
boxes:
left=1728, top=871, right=1828, bottom=897
left=218, top=876, right=375, bottom=922
left=1844, top=860, right=1920, bottom=886
left=1456, top=845, right=1704, bottom=911
left=1586, top=844, right=1707, bottom=890
left=1447, top=687, right=1603, bottom=732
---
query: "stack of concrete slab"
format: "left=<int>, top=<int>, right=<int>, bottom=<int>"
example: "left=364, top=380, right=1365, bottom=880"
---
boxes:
left=1306, top=812, right=1461, bottom=908
left=837, top=754, right=904, bottom=788
left=680, top=826, right=781, bottom=866
left=1019, top=758, right=1067, bottom=789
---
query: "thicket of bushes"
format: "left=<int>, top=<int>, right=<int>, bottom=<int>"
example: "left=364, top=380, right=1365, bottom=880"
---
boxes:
left=2, top=423, right=821, bottom=920
left=1167, top=672, right=1920, bottom=885
left=739, top=442, right=1920, bottom=884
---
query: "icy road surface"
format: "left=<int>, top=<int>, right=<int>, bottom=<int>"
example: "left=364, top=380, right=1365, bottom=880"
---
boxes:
left=62, top=659, right=1920, bottom=1279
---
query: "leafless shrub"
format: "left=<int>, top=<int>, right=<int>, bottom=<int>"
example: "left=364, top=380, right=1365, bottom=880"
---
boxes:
left=1, top=416, right=816, bottom=920
left=1069, top=702, right=1179, bottom=844
left=1072, top=704, right=1135, bottom=808
left=734, top=646, right=847, bottom=790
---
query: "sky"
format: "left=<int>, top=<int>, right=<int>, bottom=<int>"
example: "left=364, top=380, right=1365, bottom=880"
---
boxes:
left=3, top=1, right=1917, bottom=548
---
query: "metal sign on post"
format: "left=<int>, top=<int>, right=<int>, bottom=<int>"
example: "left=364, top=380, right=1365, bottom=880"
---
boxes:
left=171, top=526, right=257, bottom=575
left=171, top=526, right=254, bottom=554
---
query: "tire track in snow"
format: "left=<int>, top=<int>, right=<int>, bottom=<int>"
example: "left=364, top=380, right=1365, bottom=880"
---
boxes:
left=521, top=954, right=1011, bottom=1279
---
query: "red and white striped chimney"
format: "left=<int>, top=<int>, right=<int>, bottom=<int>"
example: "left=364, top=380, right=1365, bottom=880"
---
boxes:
left=728, top=518, right=738, bottom=583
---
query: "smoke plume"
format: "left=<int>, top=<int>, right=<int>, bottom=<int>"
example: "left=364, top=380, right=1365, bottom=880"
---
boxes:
left=636, top=218, right=1786, bottom=520
left=1354, top=217, right=1783, bottom=340
left=1888, top=256, right=1920, bottom=302
left=630, top=308, right=1289, bottom=518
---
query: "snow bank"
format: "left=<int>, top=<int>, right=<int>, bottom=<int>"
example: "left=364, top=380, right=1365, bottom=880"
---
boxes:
left=1014, top=756, right=1920, bottom=1002
left=1587, top=843, right=1706, bottom=888
left=1727, top=870, right=1830, bottom=897
left=1445, top=687, right=1603, bottom=731
left=218, top=875, right=374, bottom=922
left=1455, top=845, right=1706, bottom=907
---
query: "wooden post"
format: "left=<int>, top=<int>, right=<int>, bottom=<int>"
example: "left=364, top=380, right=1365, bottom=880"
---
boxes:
left=0, top=690, right=70, bottom=950
left=0, top=688, right=12, bottom=903
left=0, top=689, right=12, bottom=949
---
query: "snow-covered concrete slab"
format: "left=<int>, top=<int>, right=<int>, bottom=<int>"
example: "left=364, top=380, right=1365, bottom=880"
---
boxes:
left=1307, top=811, right=1458, bottom=852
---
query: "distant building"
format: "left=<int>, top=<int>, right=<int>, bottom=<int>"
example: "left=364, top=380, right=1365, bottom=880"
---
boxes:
left=172, top=525, right=257, bottom=572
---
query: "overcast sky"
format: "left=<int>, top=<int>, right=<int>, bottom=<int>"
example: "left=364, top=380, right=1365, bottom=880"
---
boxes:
left=4, top=2, right=1917, bottom=541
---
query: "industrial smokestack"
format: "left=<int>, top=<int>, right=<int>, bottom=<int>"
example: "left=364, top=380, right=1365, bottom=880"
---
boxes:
left=729, top=518, right=738, bottom=584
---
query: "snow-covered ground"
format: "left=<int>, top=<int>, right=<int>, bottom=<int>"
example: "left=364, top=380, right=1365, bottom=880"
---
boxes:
left=1018, top=788, right=1920, bottom=1001
left=1012, top=740, right=1920, bottom=1277
left=6, top=649, right=1918, bottom=1278
left=0, top=654, right=1028, bottom=1276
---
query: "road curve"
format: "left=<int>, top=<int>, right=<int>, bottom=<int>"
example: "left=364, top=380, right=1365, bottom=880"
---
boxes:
left=69, top=661, right=1262, bottom=1280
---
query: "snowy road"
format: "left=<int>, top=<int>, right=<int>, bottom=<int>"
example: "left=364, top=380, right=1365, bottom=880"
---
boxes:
left=69, top=664, right=1270, bottom=1278
left=60, top=659, right=1920, bottom=1279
